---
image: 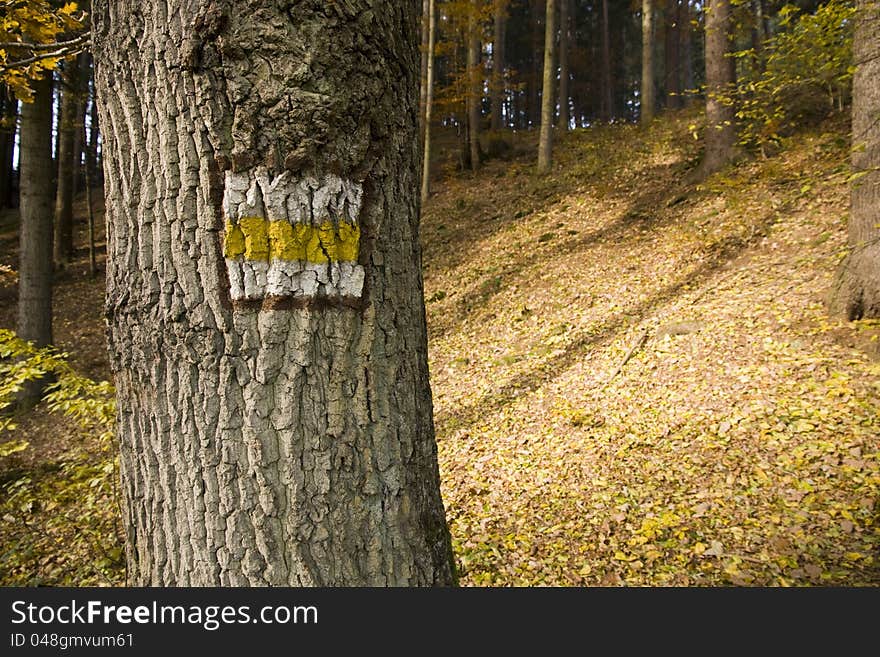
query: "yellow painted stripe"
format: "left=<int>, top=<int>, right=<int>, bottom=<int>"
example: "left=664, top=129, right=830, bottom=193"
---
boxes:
left=224, top=217, right=360, bottom=263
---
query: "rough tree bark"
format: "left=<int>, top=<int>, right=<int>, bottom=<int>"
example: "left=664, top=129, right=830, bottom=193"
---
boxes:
left=93, top=0, right=456, bottom=586
left=641, top=0, right=655, bottom=123
left=491, top=0, right=507, bottom=132
left=53, top=57, right=80, bottom=268
left=17, top=76, right=55, bottom=406
left=558, top=0, right=570, bottom=130
left=699, top=0, right=736, bottom=177
left=537, top=0, right=556, bottom=173
left=422, top=0, right=436, bottom=204
left=830, top=0, right=880, bottom=319
left=467, top=0, right=482, bottom=170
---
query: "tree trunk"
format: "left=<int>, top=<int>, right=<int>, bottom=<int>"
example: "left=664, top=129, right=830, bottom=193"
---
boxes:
left=557, top=0, right=570, bottom=130
left=680, top=0, right=695, bottom=105
left=600, top=0, right=613, bottom=122
left=88, top=65, right=100, bottom=185
left=491, top=0, right=506, bottom=131
left=700, top=0, right=736, bottom=176
left=54, top=58, right=80, bottom=268
left=17, top=75, right=55, bottom=406
left=93, top=0, right=456, bottom=587
left=467, top=0, right=482, bottom=170
left=0, top=86, right=17, bottom=209
left=830, top=0, right=880, bottom=319
left=419, top=0, right=430, bottom=139
left=422, top=0, right=436, bottom=204
left=537, top=0, right=556, bottom=173
left=641, top=0, right=655, bottom=123
left=665, top=0, right=681, bottom=109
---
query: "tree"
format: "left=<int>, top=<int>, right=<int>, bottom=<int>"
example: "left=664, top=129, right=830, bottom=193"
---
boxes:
left=491, top=0, right=507, bottom=131
left=642, top=0, right=656, bottom=122
left=558, top=0, right=570, bottom=130
left=700, top=0, right=737, bottom=176
left=16, top=74, right=54, bottom=406
left=467, top=0, right=482, bottom=170
left=537, top=0, right=556, bottom=173
left=93, top=0, right=456, bottom=586
left=830, top=0, right=880, bottom=319
left=600, top=0, right=613, bottom=121
left=422, top=0, right=437, bottom=204
left=53, top=56, right=79, bottom=267
left=665, top=0, right=682, bottom=109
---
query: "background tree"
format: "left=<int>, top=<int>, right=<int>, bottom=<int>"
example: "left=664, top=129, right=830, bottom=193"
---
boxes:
left=700, top=0, right=736, bottom=175
left=491, top=0, right=508, bottom=131
left=53, top=56, right=80, bottom=267
left=642, top=0, right=656, bottom=122
left=423, top=0, right=437, bottom=203
left=830, top=0, right=880, bottom=319
left=16, top=74, right=54, bottom=406
left=538, top=0, right=556, bottom=173
left=93, top=0, right=456, bottom=586
left=558, top=0, right=570, bottom=130
left=467, top=0, right=483, bottom=169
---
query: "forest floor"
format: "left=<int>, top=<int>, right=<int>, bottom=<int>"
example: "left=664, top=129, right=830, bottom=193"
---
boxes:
left=1, top=109, right=878, bottom=586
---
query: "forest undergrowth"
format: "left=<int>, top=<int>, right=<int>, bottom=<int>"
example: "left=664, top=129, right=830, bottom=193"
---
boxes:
left=1, top=109, right=877, bottom=586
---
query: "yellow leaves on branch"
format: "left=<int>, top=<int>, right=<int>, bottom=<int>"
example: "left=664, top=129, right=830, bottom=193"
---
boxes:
left=0, top=0, right=87, bottom=100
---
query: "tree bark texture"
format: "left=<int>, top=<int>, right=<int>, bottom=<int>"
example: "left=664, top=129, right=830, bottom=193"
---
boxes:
left=557, top=0, right=570, bottom=130
left=93, top=0, right=456, bottom=586
left=54, top=58, right=80, bottom=267
left=700, top=0, right=736, bottom=176
left=537, top=0, right=556, bottom=173
left=641, top=0, right=655, bottom=123
left=830, top=0, right=880, bottom=319
left=17, top=75, right=54, bottom=352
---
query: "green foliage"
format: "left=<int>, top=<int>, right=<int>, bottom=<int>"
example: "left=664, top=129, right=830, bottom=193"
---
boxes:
left=0, top=328, right=123, bottom=585
left=733, top=0, right=856, bottom=153
left=0, top=0, right=86, bottom=100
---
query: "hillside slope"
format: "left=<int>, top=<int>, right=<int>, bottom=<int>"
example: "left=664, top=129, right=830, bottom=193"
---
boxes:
left=423, top=112, right=879, bottom=585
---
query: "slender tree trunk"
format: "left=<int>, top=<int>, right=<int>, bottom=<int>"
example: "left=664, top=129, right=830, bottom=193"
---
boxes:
left=17, top=75, right=55, bottom=406
left=93, top=0, right=456, bottom=586
left=491, top=0, right=506, bottom=131
left=419, top=0, right=430, bottom=139
left=601, top=0, right=613, bottom=122
left=537, top=0, right=556, bottom=173
left=558, top=0, right=570, bottom=130
left=54, top=58, right=79, bottom=268
left=700, top=0, right=736, bottom=176
left=422, top=0, right=436, bottom=204
left=752, top=0, right=766, bottom=53
left=88, top=71, right=100, bottom=185
left=830, top=0, right=880, bottom=319
left=641, top=0, right=655, bottom=123
left=665, top=0, right=681, bottom=109
left=467, top=0, right=481, bottom=170
left=0, top=86, right=17, bottom=209
left=680, top=0, right=695, bottom=104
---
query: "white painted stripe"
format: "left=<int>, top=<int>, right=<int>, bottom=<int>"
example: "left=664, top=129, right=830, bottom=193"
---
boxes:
left=227, top=259, right=365, bottom=302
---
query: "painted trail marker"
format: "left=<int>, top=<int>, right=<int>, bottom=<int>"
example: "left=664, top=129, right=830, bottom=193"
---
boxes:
left=223, top=169, right=366, bottom=302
